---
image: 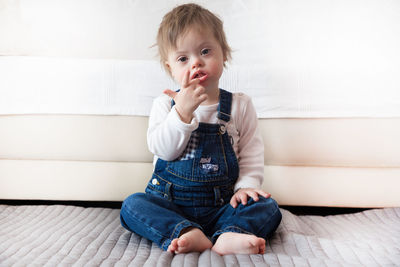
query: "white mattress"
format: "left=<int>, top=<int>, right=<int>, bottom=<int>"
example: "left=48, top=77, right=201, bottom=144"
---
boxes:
left=1, top=205, right=399, bottom=266
left=1, top=56, right=400, bottom=118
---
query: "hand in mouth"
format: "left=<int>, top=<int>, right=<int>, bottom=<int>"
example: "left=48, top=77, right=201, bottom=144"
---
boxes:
left=191, top=70, right=208, bottom=82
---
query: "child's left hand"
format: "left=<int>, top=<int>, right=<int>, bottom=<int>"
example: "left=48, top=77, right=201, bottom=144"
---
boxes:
left=230, top=188, right=271, bottom=208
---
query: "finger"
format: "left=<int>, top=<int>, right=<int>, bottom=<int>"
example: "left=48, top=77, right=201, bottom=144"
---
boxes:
left=248, top=191, right=259, bottom=202
left=256, top=189, right=271, bottom=199
left=187, top=77, right=200, bottom=89
left=240, top=193, right=248, bottom=205
left=163, top=89, right=177, bottom=99
left=230, top=195, right=238, bottom=208
left=182, top=70, right=191, bottom=87
left=197, top=94, right=208, bottom=104
left=194, top=85, right=205, bottom=95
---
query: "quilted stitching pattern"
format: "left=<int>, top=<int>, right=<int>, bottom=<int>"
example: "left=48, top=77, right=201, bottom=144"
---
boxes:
left=0, top=205, right=399, bottom=266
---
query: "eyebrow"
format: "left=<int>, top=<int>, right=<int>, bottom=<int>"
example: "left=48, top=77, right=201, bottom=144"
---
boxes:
left=174, top=42, right=214, bottom=55
left=173, top=50, right=187, bottom=55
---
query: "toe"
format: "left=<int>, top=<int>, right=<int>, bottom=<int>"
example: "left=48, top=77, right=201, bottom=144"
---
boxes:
left=259, top=244, right=266, bottom=254
left=257, top=237, right=266, bottom=246
left=257, top=238, right=266, bottom=254
left=177, top=237, right=188, bottom=248
left=168, top=239, right=179, bottom=252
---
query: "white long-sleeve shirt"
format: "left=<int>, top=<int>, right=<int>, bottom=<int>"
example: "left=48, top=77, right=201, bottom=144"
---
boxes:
left=147, top=92, right=264, bottom=192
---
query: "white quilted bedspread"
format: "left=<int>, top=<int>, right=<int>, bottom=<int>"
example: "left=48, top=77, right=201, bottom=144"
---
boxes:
left=0, top=205, right=399, bottom=266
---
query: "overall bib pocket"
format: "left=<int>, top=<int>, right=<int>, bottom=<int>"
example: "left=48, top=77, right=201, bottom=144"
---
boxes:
left=166, top=132, right=229, bottom=182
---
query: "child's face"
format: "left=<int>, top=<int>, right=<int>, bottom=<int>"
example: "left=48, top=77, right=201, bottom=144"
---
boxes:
left=165, top=27, right=225, bottom=92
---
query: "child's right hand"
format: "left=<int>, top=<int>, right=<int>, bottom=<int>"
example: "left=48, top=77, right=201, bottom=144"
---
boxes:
left=230, top=188, right=271, bottom=208
left=163, top=70, right=208, bottom=123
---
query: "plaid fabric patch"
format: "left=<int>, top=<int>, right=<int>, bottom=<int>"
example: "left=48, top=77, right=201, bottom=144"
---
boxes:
left=177, top=131, right=200, bottom=160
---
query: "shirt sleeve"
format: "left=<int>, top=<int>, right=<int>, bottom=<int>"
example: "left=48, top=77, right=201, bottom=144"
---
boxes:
left=147, top=95, right=199, bottom=161
left=233, top=95, right=265, bottom=191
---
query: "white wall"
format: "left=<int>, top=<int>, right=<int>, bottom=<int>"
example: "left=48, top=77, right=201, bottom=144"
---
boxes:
left=1, top=0, right=399, bottom=117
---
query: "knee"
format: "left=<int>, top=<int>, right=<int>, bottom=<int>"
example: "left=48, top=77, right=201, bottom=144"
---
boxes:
left=263, top=197, right=282, bottom=229
left=255, top=197, right=282, bottom=223
left=252, top=197, right=282, bottom=237
left=120, top=193, right=147, bottom=232
left=121, top=193, right=146, bottom=214
left=120, top=193, right=147, bottom=222
left=263, top=197, right=280, bottom=210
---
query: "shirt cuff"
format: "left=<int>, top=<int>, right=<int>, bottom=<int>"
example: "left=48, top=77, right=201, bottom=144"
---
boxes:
left=168, top=105, right=199, bottom=132
left=234, top=176, right=262, bottom=192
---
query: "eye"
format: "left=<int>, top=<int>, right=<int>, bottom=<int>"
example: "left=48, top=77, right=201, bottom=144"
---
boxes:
left=201, top=48, right=210, bottom=55
left=177, top=56, right=188, bottom=63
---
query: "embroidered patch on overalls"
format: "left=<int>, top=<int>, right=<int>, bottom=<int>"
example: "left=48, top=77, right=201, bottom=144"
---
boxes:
left=199, top=157, right=219, bottom=173
left=200, top=163, right=219, bottom=173
left=177, top=132, right=200, bottom=160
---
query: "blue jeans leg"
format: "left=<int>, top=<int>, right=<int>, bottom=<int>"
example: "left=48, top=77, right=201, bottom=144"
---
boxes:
left=120, top=193, right=202, bottom=250
left=210, top=197, right=282, bottom=242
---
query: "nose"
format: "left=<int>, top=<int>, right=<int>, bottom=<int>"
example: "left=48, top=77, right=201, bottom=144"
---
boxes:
left=191, top=56, right=203, bottom=69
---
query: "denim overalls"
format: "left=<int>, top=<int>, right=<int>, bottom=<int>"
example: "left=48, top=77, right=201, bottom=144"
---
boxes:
left=120, top=89, right=282, bottom=251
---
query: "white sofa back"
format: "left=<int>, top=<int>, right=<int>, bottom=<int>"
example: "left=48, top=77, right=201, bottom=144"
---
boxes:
left=1, top=115, right=400, bottom=208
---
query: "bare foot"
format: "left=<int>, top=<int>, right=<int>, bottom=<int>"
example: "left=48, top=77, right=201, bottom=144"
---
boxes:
left=212, top=232, right=266, bottom=255
left=167, top=227, right=213, bottom=254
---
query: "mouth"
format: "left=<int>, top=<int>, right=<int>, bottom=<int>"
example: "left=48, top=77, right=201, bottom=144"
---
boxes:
left=191, top=71, right=208, bottom=81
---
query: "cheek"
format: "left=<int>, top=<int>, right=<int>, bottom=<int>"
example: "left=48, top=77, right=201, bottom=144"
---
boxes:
left=171, top=68, right=187, bottom=84
left=209, top=60, right=224, bottom=77
left=178, top=70, right=187, bottom=81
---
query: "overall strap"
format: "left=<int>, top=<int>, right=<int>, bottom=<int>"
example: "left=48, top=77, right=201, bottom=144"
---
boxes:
left=170, top=89, right=180, bottom=107
left=217, top=89, right=232, bottom=123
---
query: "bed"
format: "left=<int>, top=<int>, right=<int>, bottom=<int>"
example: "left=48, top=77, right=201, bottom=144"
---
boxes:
left=1, top=205, right=399, bottom=266
left=1, top=0, right=400, bottom=266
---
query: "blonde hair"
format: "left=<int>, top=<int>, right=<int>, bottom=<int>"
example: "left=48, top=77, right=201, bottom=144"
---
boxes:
left=157, top=3, right=232, bottom=75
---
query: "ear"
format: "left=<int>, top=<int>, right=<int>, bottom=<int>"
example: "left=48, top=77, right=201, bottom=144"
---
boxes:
left=222, top=56, right=228, bottom=67
left=222, top=53, right=228, bottom=64
left=165, top=61, right=171, bottom=71
left=164, top=61, right=174, bottom=78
